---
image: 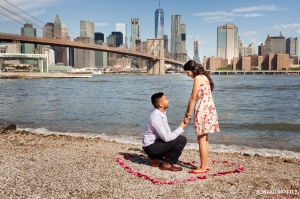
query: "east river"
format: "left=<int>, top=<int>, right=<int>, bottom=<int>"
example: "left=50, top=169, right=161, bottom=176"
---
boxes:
left=1, top=74, right=299, bottom=157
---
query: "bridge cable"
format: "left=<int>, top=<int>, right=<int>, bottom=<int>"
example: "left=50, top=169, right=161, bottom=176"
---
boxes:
left=3, top=0, right=45, bottom=25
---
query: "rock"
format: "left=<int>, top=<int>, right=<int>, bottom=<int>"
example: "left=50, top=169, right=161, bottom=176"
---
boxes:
left=283, top=158, right=292, bottom=163
left=254, top=154, right=260, bottom=157
left=4, top=124, right=17, bottom=131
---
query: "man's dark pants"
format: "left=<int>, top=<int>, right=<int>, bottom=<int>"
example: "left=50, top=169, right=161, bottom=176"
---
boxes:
left=144, top=135, right=187, bottom=164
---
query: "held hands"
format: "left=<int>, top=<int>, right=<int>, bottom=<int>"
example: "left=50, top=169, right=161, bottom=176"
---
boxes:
left=180, top=117, right=190, bottom=129
left=185, top=112, right=192, bottom=121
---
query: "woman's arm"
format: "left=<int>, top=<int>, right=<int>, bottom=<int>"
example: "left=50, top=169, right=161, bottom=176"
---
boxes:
left=185, top=76, right=205, bottom=119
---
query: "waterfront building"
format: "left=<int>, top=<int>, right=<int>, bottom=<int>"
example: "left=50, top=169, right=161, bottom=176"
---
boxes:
left=116, top=23, right=127, bottom=46
left=155, top=1, right=164, bottom=39
left=258, top=43, right=264, bottom=56
left=203, top=56, right=228, bottom=70
left=264, top=32, right=286, bottom=55
left=0, top=42, right=22, bottom=66
left=163, top=35, right=168, bottom=52
left=130, top=18, right=141, bottom=48
left=95, top=32, right=104, bottom=42
left=111, top=31, right=123, bottom=47
left=171, top=15, right=181, bottom=55
left=193, top=40, right=200, bottom=63
left=181, top=23, right=186, bottom=54
left=21, top=23, right=36, bottom=54
left=217, top=23, right=238, bottom=64
left=286, top=37, right=298, bottom=58
left=80, top=20, right=94, bottom=39
left=42, top=46, right=55, bottom=66
left=116, top=57, right=131, bottom=68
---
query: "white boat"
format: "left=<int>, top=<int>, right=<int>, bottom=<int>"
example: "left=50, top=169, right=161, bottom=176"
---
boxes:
left=92, top=70, right=102, bottom=75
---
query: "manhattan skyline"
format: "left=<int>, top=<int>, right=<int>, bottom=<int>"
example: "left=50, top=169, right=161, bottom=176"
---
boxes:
left=1, top=0, right=300, bottom=60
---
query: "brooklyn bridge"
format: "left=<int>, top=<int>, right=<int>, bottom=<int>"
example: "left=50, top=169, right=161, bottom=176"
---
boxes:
left=0, top=0, right=185, bottom=75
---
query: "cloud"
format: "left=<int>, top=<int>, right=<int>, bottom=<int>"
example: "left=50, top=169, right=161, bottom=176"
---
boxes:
left=240, top=31, right=257, bottom=37
left=202, top=16, right=234, bottom=23
left=192, top=5, right=283, bottom=23
left=95, top=23, right=109, bottom=26
left=29, top=9, right=45, bottom=17
left=297, top=30, right=300, bottom=34
left=192, top=11, right=234, bottom=17
left=273, top=23, right=300, bottom=30
left=244, top=13, right=263, bottom=17
left=232, top=5, right=280, bottom=12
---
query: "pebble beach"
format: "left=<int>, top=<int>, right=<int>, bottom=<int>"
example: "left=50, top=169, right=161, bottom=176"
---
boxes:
left=0, top=125, right=299, bottom=199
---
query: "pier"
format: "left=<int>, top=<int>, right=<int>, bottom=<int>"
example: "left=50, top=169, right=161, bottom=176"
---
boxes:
left=0, top=72, right=92, bottom=79
left=209, top=70, right=300, bottom=75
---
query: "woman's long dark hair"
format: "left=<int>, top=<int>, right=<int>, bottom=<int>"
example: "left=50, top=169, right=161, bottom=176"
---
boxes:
left=183, top=60, right=214, bottom=91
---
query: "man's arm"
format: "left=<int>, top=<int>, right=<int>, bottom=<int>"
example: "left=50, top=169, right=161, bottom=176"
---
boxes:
left=150, top=117, right=188, bottom=142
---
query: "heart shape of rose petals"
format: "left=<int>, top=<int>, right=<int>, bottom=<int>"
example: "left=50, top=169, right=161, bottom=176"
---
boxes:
left=116, top=154, right=244, bottom=185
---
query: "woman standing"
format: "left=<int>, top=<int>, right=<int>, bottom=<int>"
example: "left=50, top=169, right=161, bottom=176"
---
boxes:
left=184, top=60, right=220, bottom=174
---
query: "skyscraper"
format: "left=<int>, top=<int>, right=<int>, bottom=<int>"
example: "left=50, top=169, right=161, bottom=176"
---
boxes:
left=74, top=20, right=95, bottom=68
left=21, top=23, right=36, bottom=54
left=163, top=35, right=168, bottom=52
left=155, top=1, right=164, bottom=39
left=80, top=20, right=94, bottom=39
left=107, top=34, right=116, bottom=46
left=264, top=32, right=286, bottom=55
left=43, top=22, right=54, bottom=38
left=95, top=40, right=107, bottom=68
left=116, top=23, right=127, bottom=46
left=111, top=31, right=123, bottom=47
left=193, top=40, right=200, bottom=63
left=286, top=37, right=298, bottom=58
left=217, top=23, right=238, bottom=64
left=258, top=43, right=264, bottom=56
left=181, top=23, right=186, bottom=54
left=95, top=32, right=104, bottom=42
left=61, top=22, right=70, bottom=40
left=171, top=15, right=181, bottom=54
left=54, top=15, right=61, bottom=39
left=130, top=18, right=141, bottom=48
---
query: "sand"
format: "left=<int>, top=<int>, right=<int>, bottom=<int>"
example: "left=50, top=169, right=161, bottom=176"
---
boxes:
left=0, top=126, right=299, bottom=199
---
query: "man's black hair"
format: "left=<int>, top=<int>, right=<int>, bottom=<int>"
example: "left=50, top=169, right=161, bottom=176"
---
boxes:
left=151, top=92, right=164, bottom=108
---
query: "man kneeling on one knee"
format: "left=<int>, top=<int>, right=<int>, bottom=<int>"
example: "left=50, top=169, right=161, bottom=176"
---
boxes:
left=142, top=92, right=188, bottom=172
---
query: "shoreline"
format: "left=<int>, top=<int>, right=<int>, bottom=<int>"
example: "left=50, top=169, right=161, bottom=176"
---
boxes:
left=18, top=126, right=300, bottom=159
left=1, top=125, right=300, bottom=198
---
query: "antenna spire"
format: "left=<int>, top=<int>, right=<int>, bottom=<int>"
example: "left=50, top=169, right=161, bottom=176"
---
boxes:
left=159, top=0, right=160, bottom=9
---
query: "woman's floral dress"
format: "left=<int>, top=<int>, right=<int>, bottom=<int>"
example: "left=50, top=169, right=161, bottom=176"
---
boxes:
left=194, top=75, right=220, bottom=135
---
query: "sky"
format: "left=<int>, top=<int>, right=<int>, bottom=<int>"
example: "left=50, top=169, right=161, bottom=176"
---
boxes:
left=1, top=0, right=300, bottom=60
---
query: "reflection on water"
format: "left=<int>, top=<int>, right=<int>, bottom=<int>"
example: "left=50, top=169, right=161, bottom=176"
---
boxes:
left=0, top=75, right=300, bottom=152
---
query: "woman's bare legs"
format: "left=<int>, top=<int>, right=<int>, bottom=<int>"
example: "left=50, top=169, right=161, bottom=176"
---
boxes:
left=194, top=133, right=209, bottom=172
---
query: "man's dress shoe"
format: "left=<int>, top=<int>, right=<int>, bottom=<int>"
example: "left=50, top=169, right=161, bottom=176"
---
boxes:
left=148, top=157, right=159, bottom=167
left=159, top=161, right=182, bottom=171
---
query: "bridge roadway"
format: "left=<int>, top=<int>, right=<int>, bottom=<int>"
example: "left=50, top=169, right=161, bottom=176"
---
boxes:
left=0, top=33, right=184, bottom=66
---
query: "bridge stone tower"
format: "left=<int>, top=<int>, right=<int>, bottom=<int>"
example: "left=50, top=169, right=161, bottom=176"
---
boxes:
left=147, top=39, right=165, bottom=75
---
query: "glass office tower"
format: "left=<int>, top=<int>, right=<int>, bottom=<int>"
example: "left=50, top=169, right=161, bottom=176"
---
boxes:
left=155, top=1, right=164, bottom=39
left=116, top=23, right=127, bottom=46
